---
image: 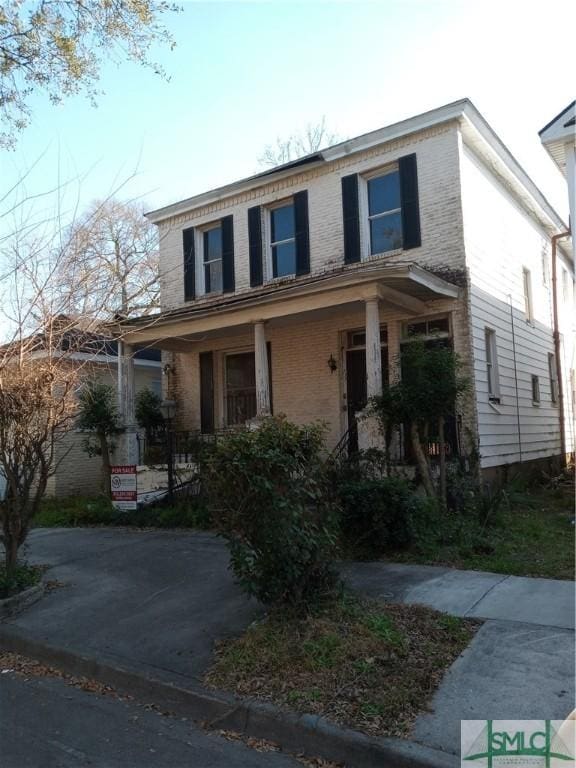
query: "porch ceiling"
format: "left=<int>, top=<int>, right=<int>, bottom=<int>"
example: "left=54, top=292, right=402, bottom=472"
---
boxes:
left=112, top=263, right=460, bottom=352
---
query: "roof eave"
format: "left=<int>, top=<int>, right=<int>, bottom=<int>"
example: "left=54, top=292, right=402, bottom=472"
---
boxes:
left=145, top=99, right=471, bottom=224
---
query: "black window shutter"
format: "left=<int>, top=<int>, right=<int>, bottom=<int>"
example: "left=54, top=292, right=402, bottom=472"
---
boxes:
left=398, top=154, right=421, bottom=250
left=183, top=227, right=195, bottom=301
left=248, top=206, right=263, bottom=287
left=221, top=215, right=235, bottom=293
left=341, top=174, right=361, bottom=264
left=294, top=190, right=310, bottom=276
left=199, top=351, right=214, bottom=434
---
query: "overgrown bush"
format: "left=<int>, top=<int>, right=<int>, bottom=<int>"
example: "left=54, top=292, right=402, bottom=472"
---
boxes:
left=201, top=417, right=339, bottom=608
left=338, top=476, right=431, bottom=556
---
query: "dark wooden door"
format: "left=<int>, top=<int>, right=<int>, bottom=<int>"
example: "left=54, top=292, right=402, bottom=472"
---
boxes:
left=346, top=349, right=367, bottom=454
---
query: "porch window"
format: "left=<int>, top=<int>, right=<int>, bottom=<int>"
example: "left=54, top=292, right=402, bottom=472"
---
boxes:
left=366, top=169, right=402, bottom=255
left=270, top=202, right=296, bottom=278
left=402, top=315, right=450, bottom=342
left=225, top=352, right=256, bottom=425
left=203, top=225, right=223, bottom=294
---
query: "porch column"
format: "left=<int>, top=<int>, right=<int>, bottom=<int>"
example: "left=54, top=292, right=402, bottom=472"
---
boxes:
left=387, top=320, right=401, bottom=384
left=365, top=298, right=382, bottom=399
left=254, top=321, right=271, bottom=417
left=119, top=341, right=139, bottom=465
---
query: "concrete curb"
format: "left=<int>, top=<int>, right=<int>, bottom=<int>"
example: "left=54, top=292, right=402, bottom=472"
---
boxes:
left=0, top=626, right=457, bottom=768
left=0, top=579, right=46, bottom=620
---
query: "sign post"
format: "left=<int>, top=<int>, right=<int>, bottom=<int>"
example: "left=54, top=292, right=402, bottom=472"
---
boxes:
left=110, top=465, right=138, bottom=512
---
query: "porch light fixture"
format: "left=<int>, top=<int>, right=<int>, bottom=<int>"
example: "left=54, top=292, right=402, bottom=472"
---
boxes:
left=162, top=363, right=174, bottom=376
left=327, top=354, right=338, bottom=373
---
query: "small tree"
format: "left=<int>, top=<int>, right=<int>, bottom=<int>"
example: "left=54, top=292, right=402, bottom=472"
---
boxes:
left=370, top=342, right=468, bottom=505
left=135, top=387, right=164, bottom=443
left=0, top=354, right=77, bottom=572
left=77, top=381, right=121, bottom=496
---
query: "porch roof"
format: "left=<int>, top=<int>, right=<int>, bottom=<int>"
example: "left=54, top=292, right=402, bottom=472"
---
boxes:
left=110, top=263, right=460, bottom=352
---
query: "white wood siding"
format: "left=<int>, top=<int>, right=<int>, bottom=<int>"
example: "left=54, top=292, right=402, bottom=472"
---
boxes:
left=460, top=141, right=575, bottom=467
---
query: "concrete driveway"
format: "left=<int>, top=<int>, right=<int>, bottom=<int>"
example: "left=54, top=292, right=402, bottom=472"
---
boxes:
left=14, top=528, right=260, bottom=686
left=5, top=528, right=575, bottom=759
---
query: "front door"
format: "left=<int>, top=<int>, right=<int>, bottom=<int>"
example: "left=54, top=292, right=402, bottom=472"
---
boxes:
left=345, top=349, right=367, bottom=454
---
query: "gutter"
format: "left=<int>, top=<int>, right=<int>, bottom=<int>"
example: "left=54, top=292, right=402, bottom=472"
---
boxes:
left=551, top=230, right=571, bottom=466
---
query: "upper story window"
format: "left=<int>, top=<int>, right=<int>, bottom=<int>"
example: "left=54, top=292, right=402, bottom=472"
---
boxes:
left=182, top=215, right=234, bottom=302
left=202, top=225, right=223, bottom=294
left=366, top=169, right=402, bottom=255
left=541, top=250, right=549, bottom=286
left=270, top=202, right=296, bottom=278
left=522, top=267, right=533, bottom=322
left=562, top=268, right=570, bottom=303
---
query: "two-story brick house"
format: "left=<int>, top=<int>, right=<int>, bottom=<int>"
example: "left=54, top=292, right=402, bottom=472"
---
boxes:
left=114, top=99, right=575, bottom=478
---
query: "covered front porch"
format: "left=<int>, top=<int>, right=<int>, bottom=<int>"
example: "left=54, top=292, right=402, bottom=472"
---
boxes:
left=113, top=263, right=463, bottom=458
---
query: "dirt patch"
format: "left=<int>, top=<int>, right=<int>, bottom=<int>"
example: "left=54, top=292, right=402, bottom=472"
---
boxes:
left=205, top=595, right=479, bottom=738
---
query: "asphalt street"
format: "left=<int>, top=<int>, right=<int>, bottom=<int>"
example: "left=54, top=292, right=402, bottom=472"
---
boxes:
left=0, top=671, right=302, bottom=768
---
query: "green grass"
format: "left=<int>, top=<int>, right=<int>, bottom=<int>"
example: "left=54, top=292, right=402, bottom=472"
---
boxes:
left=0, top=563, right=42, bottom=600
left=205, top=594, right=478, bottom=738
left=391, top=484, right=574, bottom=580
left=35, top=495, right=211, bottom=530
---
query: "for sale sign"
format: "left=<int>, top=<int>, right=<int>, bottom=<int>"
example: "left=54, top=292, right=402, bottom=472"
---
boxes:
left=111, top=465, right=137, bottom=512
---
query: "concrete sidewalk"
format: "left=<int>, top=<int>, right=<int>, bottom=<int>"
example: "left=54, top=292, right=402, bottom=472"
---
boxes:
left=3, top=528, right=574, bottom=765
left=341, top=561, right=575, bottom=629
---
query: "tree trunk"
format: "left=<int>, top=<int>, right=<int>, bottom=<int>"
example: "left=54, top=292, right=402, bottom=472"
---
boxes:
left=99, top=432, right=112, bottom=498
left=438, top=416, right=447, bottom=509
left=4, top=509, right=21, bottom=573
left=410, top=421, right=435, bottom=498
left=5, top=533, right=18, bottom=573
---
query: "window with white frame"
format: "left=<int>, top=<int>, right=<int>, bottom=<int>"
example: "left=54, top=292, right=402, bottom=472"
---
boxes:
left=366, top=168, right=402, bottom=256
left=484, top=328, right=500, bottom=402
left=269, top=201, right=296, bottom=278
left=522, top=267, right=533, bottom=322
left=531, top=374, right=540, bottom=405
left=200, top=223, right=223, bottom=295
left=548, top=353, right=558, bottom=404
left=541, top=249, right=549, bottom=286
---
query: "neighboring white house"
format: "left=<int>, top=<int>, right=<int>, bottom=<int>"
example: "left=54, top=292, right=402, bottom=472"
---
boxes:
left=539, top=101, right=575, bottom=261
left=113, top=98, right=575, bottom=481
left=45, top=334, right=162, bottom=497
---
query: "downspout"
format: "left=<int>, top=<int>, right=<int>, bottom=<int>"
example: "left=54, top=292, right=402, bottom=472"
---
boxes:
left=551, top=230, right=571, bottom=467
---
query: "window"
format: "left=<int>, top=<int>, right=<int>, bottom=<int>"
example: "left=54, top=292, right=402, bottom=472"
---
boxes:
left=403, top=316, right=450, bottom=340
left=541, top=250, right=549, bottom=286
left=531, top=374, right=540, bottom=405
left=270, top=202, right=296, bottom=278
left=522, top=268, right=533, bottom=322
left=484, top=328, right=500, bottom=402
left=548, top=353, right=558, bottom=404
left=202, top=225, right=223, bottom=294
left=225, top=352, right=256, bottom=425
left=366, top=169, right=402, bottom=255
left=347, top=326, right=388, bottom=348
